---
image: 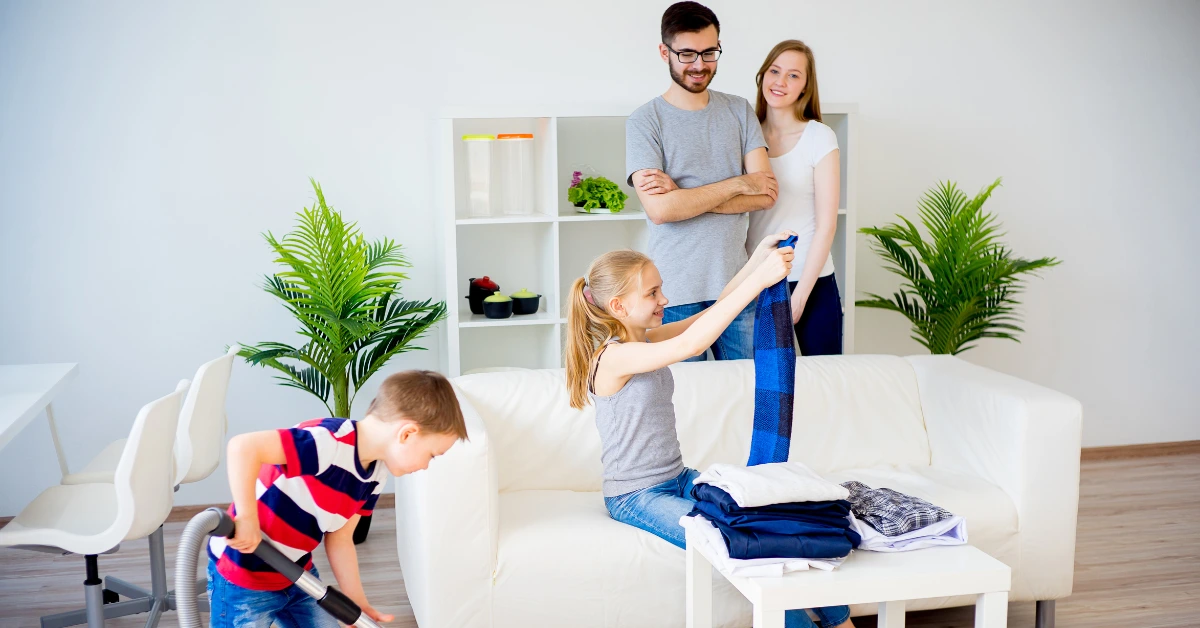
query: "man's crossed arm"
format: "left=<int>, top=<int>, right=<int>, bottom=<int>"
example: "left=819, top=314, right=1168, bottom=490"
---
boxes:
left=631, top=147, right=777, bottom=225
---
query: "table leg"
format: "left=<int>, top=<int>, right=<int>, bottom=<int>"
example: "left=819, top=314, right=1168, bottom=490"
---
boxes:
left=976, top=591, right=1008, bottom=628
left=752, top=605, right=784, bottom=628
left=879, top=600, right=906, bottom=628
left=45, top=403, right=70, bottom=478
left=686, top=541, right=712, bottom=628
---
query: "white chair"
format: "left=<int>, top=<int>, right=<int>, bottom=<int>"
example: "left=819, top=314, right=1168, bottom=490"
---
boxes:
left=0, top=381, right=187, bottom=628
left=60, top=347, right=237, bottom=616
left=63, top=346, right=238, bottom=488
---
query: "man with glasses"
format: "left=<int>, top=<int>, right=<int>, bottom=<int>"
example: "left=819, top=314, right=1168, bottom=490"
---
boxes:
left=625, top=1, right=778, bottom=362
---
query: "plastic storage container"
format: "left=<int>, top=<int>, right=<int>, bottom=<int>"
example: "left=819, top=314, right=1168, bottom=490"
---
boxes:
left=494, top=134, right=535, bottom=215
left=463, top=135, right=495, bottom=217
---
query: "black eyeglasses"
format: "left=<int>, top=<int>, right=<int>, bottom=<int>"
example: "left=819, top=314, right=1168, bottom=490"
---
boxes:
left=665, top=44, right=722, bottom=64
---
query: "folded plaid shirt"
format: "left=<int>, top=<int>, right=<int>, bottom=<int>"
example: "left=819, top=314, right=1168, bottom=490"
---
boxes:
left=840, top=481, right=954, bottom=537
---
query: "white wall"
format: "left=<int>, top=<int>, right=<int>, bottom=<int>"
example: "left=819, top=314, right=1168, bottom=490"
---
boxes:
left=2, top=1, right=1197, bottom=514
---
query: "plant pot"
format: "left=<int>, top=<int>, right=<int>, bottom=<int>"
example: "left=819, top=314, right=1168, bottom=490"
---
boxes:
left=467, top=278, right=499, bottom=315
left=512, top=294, right=541, bottom=315
left=483, top=299, right=513, bottom=319
left=353, top=513, right=371, bottom=544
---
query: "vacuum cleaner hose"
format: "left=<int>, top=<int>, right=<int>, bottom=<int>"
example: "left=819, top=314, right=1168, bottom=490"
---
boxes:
left=175, top=508, right=232, bottom=628
left=174, top=507, right=382, bottom=628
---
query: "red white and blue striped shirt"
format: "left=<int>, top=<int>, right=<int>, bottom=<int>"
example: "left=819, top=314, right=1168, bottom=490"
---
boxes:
left=208, top=418, right=387, bottom=590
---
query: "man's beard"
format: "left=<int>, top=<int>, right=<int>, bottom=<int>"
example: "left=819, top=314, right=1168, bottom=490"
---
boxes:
left=669, top=64, right=715, bottom=94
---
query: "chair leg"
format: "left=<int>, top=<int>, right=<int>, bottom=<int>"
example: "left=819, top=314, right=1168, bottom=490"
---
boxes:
left=40, top=528, right=175, bottom=628
left=103, top=577, right=149, bottom=600
left=84, top=556, right=105, bottom=628
left=1035, top=600, right=1055, bottom=628
left=147, top=527, right=169, bottom=602
left=40, top=553, right=160, bottom=628
left=141, top=599, right=164, bottom=628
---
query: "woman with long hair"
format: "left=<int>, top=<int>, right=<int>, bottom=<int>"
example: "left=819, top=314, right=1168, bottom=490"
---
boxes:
left=748, top=40, right=844, bottom=355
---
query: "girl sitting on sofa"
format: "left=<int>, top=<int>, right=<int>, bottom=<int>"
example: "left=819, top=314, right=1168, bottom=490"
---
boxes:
left=564, top=235, right=854, bottom=628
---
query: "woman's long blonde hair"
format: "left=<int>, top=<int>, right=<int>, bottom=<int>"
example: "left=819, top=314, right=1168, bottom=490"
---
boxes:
left=755, top=39, right=822, bottom=124
left=565, top=250, right=652, bottom=409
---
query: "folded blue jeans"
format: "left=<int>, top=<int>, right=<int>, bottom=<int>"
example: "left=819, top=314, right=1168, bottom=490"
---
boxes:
left=604, top=468, right=851, bottom=628
left=689, top=484, right=860, bottom=559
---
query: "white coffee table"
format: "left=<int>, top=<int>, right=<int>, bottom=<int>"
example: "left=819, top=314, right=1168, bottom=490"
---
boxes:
left=686, top=535, right=1011, bottom=628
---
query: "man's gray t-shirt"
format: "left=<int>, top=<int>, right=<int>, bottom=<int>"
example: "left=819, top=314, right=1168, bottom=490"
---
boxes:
left=626, top=90, right=768, bottom=306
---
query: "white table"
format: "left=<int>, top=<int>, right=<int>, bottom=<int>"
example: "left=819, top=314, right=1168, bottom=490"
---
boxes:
left=686, top=537, right=1011, bottom=628
left=0, top=363, right=79, bottom=476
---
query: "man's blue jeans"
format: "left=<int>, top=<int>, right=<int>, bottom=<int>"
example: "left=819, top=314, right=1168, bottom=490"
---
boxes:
left=604, top=468, right=852, bottom=628
left=662, top=301, right=755, bottom=362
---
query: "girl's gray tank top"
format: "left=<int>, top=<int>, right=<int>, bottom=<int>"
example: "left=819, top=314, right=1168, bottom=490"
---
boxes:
left=589, top=340, right=685, bottom=497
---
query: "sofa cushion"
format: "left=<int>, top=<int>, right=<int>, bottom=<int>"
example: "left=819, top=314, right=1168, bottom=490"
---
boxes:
left=455, top=369, right=605, bottom=493
left=674, top=355, right=932, bottom=474
left=493, top=490, right=753, bottom=628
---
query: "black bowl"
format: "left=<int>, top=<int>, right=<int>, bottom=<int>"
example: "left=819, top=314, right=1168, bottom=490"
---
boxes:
left=483, top=300, right=513, bottom=319
left=512, top=294, right=541, bottom=315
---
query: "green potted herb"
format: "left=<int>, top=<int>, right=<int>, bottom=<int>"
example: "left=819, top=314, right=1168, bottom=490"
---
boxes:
left=569, top=171, right=628, bottom=213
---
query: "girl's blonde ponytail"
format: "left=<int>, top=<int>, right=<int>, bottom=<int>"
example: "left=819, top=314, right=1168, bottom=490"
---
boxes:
left=564, top=250, right=651, bottom=409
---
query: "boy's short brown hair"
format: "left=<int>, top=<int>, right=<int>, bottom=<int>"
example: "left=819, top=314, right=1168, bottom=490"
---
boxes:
left=367, top=370, right=468, bottom=440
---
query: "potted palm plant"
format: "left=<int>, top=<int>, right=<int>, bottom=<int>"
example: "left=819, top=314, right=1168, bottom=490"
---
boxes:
left=857, top=178, right=1059, bottom=354
left=238, top=178, right=447, bottom=542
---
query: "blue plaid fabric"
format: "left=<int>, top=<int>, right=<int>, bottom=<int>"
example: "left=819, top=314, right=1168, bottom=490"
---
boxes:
left=747, top=236, right=798, bottom=466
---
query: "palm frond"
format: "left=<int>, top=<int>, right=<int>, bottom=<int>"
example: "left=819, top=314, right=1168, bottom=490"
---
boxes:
left=348, top=298, right=448, bottom=404
left=239, top=179, right=447, bottom=417
left=857, top=178, right=1059, bottom=354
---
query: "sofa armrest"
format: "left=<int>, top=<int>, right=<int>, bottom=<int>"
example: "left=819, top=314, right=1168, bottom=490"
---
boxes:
left=906, top=355, right=1082, bottom=600
left=394, top=385, right=498, bottom=628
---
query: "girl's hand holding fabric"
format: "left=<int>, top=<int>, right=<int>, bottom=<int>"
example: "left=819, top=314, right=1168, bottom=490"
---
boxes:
left=750, top=230, right=798, bottom=265
left=752, top=247, right=794, bottom=290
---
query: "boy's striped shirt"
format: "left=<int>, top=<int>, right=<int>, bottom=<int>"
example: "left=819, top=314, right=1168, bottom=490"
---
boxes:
left=209, top=418, right=387, bottom=590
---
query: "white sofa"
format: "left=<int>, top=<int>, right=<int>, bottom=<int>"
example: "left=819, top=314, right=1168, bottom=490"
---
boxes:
left=395, top=355, right=1082, bottom=628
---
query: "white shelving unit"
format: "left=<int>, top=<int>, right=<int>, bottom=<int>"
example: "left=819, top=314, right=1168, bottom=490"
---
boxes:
left=437, top=104, right=858, bottom=377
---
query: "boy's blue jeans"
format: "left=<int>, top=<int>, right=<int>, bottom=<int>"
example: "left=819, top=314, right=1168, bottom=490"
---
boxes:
left=207, top=560, right=340, bottom=628
left=604, top=468, right=852, bottom=628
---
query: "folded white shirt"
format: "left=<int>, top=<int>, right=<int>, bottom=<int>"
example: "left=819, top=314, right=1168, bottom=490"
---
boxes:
left=679, top=514, right=845, bottom=578
left=694, top=461, right=850, bottom=507
left=849, top=512, right=968, bottom=552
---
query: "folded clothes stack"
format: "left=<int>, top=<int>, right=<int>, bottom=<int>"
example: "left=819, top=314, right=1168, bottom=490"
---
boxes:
left=679, top=463, right=970, bottom=576
left=689, top=483, right=860, bottom=560
left=681, top=462, right=861, bottom=568
left=839, top=481, right=968, bottom=552
left=679, top=513, right=845, bottom=578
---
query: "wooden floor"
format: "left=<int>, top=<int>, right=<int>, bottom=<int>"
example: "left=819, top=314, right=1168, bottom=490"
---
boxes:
left=2, top=453, right=1197, bottom=627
